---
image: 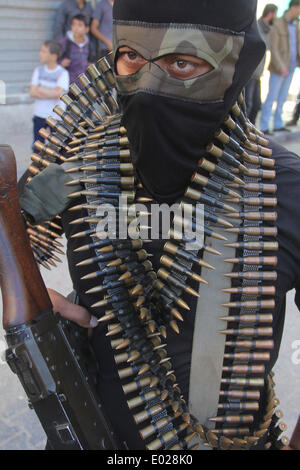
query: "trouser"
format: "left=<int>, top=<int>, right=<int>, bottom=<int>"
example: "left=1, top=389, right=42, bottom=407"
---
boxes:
left=245, top=78, right=261, bottom=125
left=32, top=116, right=47, bottom=150
left=259, top=70, right=295, bottom=131
left=292, top=93, right=300, bottom=123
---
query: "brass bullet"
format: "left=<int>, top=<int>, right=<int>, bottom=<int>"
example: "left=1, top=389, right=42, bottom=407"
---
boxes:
left=53, top=105, right=88, bottom=136
left=221, top=286, right=275, bottom=296
left=34, top=224, right=62, bottom=239
left=219, top=436, right=237, bottom=449
left=191, top=171, right=242, bottom=199
left=224, top=197, right=277, bottom=207
left=198, top=157, right=244, bottom=185
left=181, top=202, right=234, bottom=228
left=45, top=116, right=74, bottom=139
left=218, top=402, right=259, bottom=411
left=38, top=128, right=71, bottom=152
left=33, top=141, right=66, bottom=161
left=219, top=390, right=260, bottom=400
left=245, top=141, right=273, bottom=157
left=97, top=56, right=116, bottom=86
left=168, top=231, right=221, bottom=255
left=241, top=153, right=274, bottom=168
left=224, top=256, right=277, bottom=266
left=146, top=423, right=188, bottom=450
left=28, top=165, right=40, bottom=176
left=209, top=415, right=254, bottom=424
left=140, top=416, right=172, bottom=440
left=29, top=234, right=64, bottom=255
left=226, top=182, right=277, bottom=193
left=224, top=241, right=278, bottom=251
left=224, top=271, right=277, bottom=281
left=214, top=128, right=243, bottom=152
left=60, top=93, right=95, bottom=128
left=31, top=153, right=50, bottom=167
left=160, top=255, right=208, bottom=284
left=80, top=264, right=127, bottom=280
left=66, top=176, right=134, bottom=188
left=68, top=189, right=135, bottom=202
left=222, top=364, right=265, bottom=374
left=154, top=279, right=190, bottom=310
left=275, top=436, right=290, bottom=450
left=158, top=268, right=200, bottom=298
left=122, top=376, right=153, bottom=395
left=98, top=312, right=115, bottom=322
left=138, top=364, right=151, bottom=376
left=225, top=339, right=274, bottom=349
left=220, top=314, right=273, bottom=324
left=111, top=338, right=129, bottom=350
left=26, top=228, right=63, bottom=248
left=221, top=377, right=265, bottom=387
left=172, top=214, right=228, bottom=242
left=185, top=187, right=238, bottom=213
left=220, top=327, right=273, bottom=336
left=68, top=82, right=104, bottom=121
left=163, top=241, right=218, bottom=268
left=133, top=403, right=167, bottom=425
left=47, top=220, right=62, bottom=231
left=169, top=309, right=184, bottom=322
left=247, top=131, right=269, bottom=147
left=221, top=300, right=275, bottom=309
left=170, top=320, right=180, bottom=334
left=106, top=324, right=122, bottom=337
left=214, top=427, right=250, bottom=437
left=126, top=389, right=159, bottom=407
left=223, top=211, right=277, bottom=222
left=77, top=73, right=111, bottom=114
left=126, top=351, right=141, bottom=362
left=232, top=167, right=275, bottom=179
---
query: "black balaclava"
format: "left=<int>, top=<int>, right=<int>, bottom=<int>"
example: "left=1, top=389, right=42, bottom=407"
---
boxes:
left=112, top=0, right=265, bottom=203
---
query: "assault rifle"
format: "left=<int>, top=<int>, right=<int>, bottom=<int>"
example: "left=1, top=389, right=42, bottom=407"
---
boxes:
left=0, top=145, right=121, bottom=450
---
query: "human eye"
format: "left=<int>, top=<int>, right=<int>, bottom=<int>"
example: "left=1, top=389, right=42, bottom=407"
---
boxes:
left=156, top=54, right=213, bottom=80
left=116, top=47, right=147, bottom=76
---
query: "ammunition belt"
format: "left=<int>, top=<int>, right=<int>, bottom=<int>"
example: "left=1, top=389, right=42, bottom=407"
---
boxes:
left=25, top=56, right=290, bottom=450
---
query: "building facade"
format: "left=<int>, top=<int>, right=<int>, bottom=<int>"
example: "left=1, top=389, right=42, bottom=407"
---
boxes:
left=0, top=0, right=95, bottom=104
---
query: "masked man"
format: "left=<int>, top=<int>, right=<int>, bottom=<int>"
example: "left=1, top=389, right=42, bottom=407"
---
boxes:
left=17, top=0, right=300, bottom=450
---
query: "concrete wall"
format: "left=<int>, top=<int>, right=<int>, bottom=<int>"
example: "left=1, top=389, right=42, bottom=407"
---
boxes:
left=0, top=0, right=96, bottom=104
left=0, top=0, right=62, bottom=103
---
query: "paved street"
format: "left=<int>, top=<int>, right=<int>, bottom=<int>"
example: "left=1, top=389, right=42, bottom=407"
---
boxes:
left=0, top=102, right=299, bottom=450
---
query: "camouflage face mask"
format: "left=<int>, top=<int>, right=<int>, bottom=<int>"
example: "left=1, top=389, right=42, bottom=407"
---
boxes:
left=111, top=1, right=265, bottom=204
left=113, top=21, right=245, bottom=104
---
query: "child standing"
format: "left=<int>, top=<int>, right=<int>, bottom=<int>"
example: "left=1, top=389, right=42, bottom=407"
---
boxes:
left=30, top=40, right=70, bottom=145
left=60, top=14, right=91, bottom=86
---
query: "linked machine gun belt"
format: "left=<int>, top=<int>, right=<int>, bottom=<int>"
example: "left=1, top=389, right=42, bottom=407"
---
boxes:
left=0, top=54, right=297, bottom=450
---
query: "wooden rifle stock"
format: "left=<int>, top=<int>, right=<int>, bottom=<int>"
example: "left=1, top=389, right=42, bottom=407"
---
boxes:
left=0, top=146, right=120, bottom=449
left=0, top=145, right=52, bottom=330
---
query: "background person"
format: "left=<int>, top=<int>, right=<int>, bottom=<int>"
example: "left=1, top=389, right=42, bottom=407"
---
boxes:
left=54, top=0, right=93, bottom=40
left=287, top=91, right=300, bottom=125
left=91, top=0, right=114, bottom=59
left=60, top=14, right=92, bottom=86
left=259, top=0, right=300, bottom=135
left=29, top=40, right=69, bottom=146
left=245, top=4, right=278, bottom=125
